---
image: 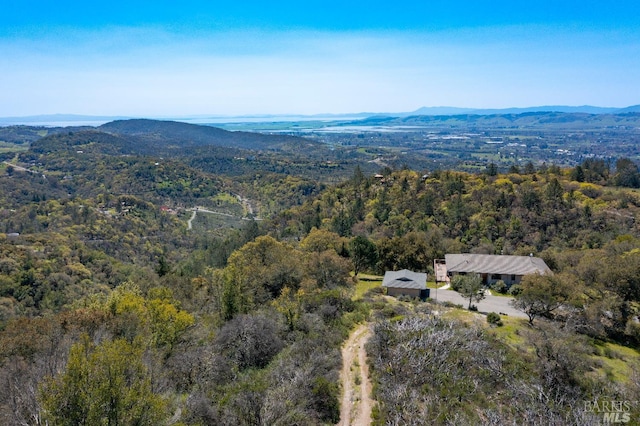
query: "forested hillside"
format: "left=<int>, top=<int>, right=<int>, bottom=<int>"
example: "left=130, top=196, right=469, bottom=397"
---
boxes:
left=269, top=163, right=640, bottom=339
left=277, top=162, right=638, bottom=253
left=100, top=119, right=317, bottom=152
left=2, top=121, right=640, bottom=424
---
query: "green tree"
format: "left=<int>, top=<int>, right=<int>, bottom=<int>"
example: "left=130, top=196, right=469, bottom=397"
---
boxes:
left=376, top=232, right=432, bottom=273
left=40, top=335, right=166, bottom=426
left=272, top=286, right=303, bottom=330
left=351, top=165, right=365, bottom=187
left=582, top=158, right=610, bottom=183
left=614, top=158, right=640, bottom=188
left=520, top=184, right=541, bottom=210
left=349, top=235, right=377, bottom=276
left=146, top=297, right=194, bottom=349
left=155, top=255, right=170, bottom=277
left=545, top=177, right=564, bottom=204
left=511, top=274, right=571, bottom=324
left=444, top=194, right=470, bottom=233
left=299, top=228, right=345, bottom=253
left=456, top=274, right=485, bottom=310
left=208, top=267, right=244, bottom=322
left=373, top=188, right=391, bottom=223
left=306, top=250, right=352, bottom=289
left=523, top=161, right=536, bottom=174
left=216, top=236, right=303, bottom=317
left=105, top=284, right=194, bottom=349
left=570, top=165, right=585, bottom=182
left=331, top=208, right=354, bottom=236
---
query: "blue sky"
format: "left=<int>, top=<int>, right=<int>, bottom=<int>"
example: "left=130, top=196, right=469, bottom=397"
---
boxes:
left=1, top=0, right=639, bottom=116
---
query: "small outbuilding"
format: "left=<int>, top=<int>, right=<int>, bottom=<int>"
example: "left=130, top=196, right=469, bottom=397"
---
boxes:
left=382, top=269, right=429, bottom=300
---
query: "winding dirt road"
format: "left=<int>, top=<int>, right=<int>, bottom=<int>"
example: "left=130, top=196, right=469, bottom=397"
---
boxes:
left=338, top=323, right=374, bottom=426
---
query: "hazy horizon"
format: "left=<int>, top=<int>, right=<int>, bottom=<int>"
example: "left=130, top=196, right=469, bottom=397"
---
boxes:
left=2, top=0, right=639, bottom=117
left=3, top=104, right=640, bottom=128
left=2, top=103, right=638, bottom=117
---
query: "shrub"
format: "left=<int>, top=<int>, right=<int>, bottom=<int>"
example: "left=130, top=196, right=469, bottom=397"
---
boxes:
left=372, top=300, right=387, bottom=310
left=215, top=313, right=284, bottom=370
left=491, top=280, right=507, bottom=294
left=450, top=275, right=466, bottom=292
left=508, top=284, right=522, bottom=296
left=486, top=312, right=503, bottom=327
left=312, top=376, right=340, bottom=423
left=367, top=286, right=385, bottom=295
left=381, top=305, right=398, bottom=318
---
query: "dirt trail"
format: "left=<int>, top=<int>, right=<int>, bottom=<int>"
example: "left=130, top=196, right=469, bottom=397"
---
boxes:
left=186, top=209, right=197, bottom=230
left=338, top=323, right=374, bottom=426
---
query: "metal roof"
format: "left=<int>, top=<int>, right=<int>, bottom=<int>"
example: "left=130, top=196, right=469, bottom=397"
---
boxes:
left=382, top=269, right=427, bottom=289
left=445, top=254, right=551, bottom=276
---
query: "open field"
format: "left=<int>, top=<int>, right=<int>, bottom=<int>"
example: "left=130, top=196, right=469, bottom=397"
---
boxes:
left=353, top=274, right=382, bottom=300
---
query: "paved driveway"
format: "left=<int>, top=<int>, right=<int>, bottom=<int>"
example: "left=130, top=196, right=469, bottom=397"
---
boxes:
left=429, top=288, right=527, bottom=319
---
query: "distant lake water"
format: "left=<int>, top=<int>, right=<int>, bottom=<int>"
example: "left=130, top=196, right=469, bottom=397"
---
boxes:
left=0, top=114, right=369, bottom=128
left=1, top=120, right=112, bottom=127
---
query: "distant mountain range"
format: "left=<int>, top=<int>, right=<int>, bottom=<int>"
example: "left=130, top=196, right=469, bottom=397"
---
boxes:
left=345, top=110, right=640, bottom=130
left=405, top=105, right=640, bottom=116
left=1, top=105, right=640, bottom=126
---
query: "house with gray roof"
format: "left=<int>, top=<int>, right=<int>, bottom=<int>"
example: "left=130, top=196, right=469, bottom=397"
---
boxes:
left=444, top=253, right=552, bottom=286
left=382, top=269, right=429, bottom=299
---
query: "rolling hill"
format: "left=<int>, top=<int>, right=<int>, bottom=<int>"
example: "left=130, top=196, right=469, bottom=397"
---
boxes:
left=99, top=118, right=320, bottom=152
